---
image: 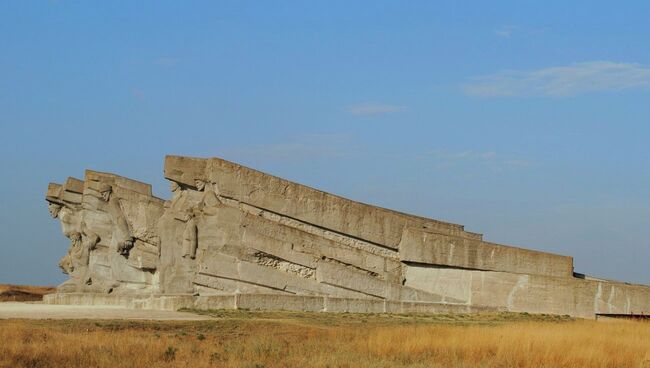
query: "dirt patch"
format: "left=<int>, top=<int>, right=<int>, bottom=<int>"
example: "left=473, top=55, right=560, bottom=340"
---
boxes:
left=0, top=284, right=56, bottom=302
left=0, top=302, right=212, bottom=320
left=0, top=290, right=44, bottom=302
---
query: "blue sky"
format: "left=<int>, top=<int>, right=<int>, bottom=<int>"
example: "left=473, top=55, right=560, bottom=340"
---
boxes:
left=1, top=1, right=649, bottom=286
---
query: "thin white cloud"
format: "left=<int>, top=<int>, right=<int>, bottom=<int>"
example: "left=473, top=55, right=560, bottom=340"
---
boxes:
left=223, top=134, right=353, bottom=162
left=154, top=57, right=179, bottom=67
left=419, top=149, right=530, bottom=171
left=347, top=103, right=406, bottom=116
left=463, top=61, right=650, bottom=97
left=494, top=25, right=516, bottom=38
left=131, top=88, right=145, bottom=100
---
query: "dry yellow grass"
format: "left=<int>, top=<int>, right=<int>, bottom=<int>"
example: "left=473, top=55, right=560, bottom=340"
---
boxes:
left=1, top=311, right=649, bottom=368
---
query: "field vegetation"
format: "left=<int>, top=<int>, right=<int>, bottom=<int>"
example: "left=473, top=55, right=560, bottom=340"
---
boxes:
left=1, top=310, right=649, bottom=368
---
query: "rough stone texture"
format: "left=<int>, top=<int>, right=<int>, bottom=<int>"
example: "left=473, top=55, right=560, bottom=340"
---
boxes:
left=42, top=293, right=490, bottom=314
left=43, top=154, right=650, bottom=318
left=46, top=171, right=165, bottom=295
left=404, top=265, right=650, bottom=319
left=400, top=227, right=574, bottom=277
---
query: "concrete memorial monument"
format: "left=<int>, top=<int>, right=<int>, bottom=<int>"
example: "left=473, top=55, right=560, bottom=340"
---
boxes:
left=43, top=155, right=650, bottom=318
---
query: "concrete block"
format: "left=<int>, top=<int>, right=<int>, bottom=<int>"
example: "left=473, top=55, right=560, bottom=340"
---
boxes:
left=324, top=297, right=386, bottom=313
left=47, top=183, right=62, bottom=200
left=63, top=177, right=84, bottom=194
left=400, top=227, right=573, bottom=278
left=195, top=295, right=237, bottom=310
left=236, top=294, right=324, bottom=312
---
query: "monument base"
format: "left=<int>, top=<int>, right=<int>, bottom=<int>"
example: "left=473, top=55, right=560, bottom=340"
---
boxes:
left=42, top=293, right=499, bottom=314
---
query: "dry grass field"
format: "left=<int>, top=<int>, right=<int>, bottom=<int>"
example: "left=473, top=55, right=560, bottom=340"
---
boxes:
left=0, top=284, right=55, bottom=302
left=1, top=310, right=650, bottom=368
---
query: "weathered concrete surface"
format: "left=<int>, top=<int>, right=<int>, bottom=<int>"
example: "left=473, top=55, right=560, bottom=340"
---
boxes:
left=46, top=170, right=165, bottom=295
left=400, top=227, right=574, bottom=277
left=404, top=265, right=650, bottom=319
left=43, top=293, right=496, bottom=314
left=0, top=302, right=211, bottom=320
left=43, top=154, right=650, bottom=318
left=164, top=155, right=483, bottom=247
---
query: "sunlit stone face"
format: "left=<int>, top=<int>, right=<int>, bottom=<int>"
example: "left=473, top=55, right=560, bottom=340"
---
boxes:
left=170, top=181, right=180, bottom=192
left=48, top=203, right=62, bottom=218
left=194, top=179, right=206, bottom=192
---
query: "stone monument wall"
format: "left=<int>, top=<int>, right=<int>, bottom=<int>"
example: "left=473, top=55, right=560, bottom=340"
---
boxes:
left=43, top=155, right=650, bottom=318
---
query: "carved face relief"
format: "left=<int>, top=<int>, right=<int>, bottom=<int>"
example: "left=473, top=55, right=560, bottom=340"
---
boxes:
left=195, top=179, right=206, bottom=192
left=48, top=203, right=62, bottom=218
left=170, top=181, right=180, bottom=193
left=69, top=231, right=82, bottom=245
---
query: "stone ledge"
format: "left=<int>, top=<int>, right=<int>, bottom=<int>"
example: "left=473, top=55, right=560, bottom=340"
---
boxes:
left=43, top=293, right=499, bottom=314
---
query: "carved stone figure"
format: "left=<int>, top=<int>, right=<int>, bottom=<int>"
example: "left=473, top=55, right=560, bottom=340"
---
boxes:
left=43, top=155, right=650, bottom=318
left=68, top=232, right=88, bottom=270
left=100, top=186, right=111, bottom=202
left=98, top=184, right=135, bottom=256
left=182, top=211, right=198, bottom=259
left=48, top=203, right=62, bottom=218
left=47, top=171, right=165, bottom=294
left=194, top=178, right=206, bottom=192
left=170, top=181, right=181, bottom=200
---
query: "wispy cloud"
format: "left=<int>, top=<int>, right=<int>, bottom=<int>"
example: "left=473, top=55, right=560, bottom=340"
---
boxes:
left=153, top=57, right=179, bottom=67
left=494, top=25, right=516, bottom=38
left=347, top=102, right=407, bottom=116
left=463, top=61, right=650, bottom=97
left=418, top=149, right=530, bottom=172
left=224, top=135, right=529, bottom=175
left=131, top=88, right=145, bottom=100
left=223, top=134, right=353, bottom=162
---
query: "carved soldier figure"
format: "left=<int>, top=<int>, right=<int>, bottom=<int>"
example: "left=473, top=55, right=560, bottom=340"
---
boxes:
left=82, top=220, right=100, bottom=251
left=181, top=177, right=224, bottom=260
left=182, top=209, right=198, bottom=259
left=48, top=173, right=166, bottom=295
left=46, top=201, right=92, bottom=292
left=67, top=232, right=89, bottom=272
left=99, top=184, right=134, bottom=256
left=170, top=181, right=182, bottom=201
left=196, top=179, right=222, bottom=216
left=55, top=206, right=84, bottom=270
left=48, top=203, right=62, bottom=218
